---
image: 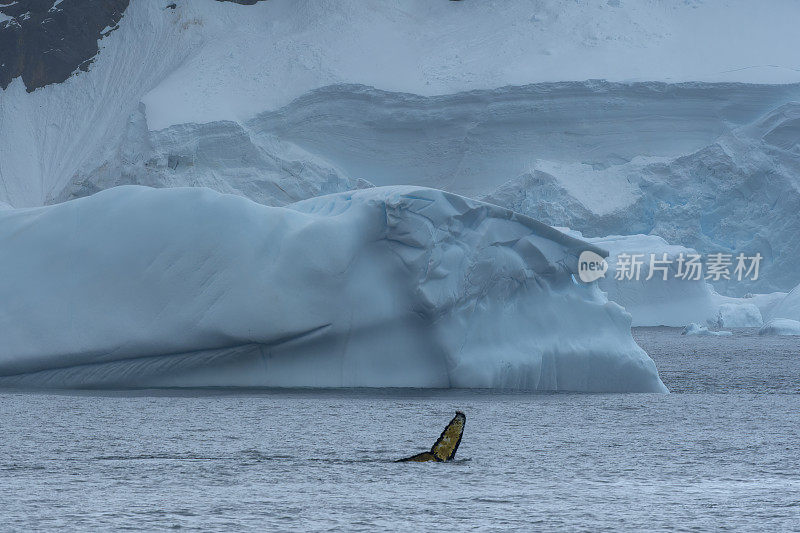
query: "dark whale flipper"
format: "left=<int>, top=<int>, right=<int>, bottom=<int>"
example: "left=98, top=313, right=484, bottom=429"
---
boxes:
left=397, top=451, right=438, bottom=462
left=430, top=411, right=466, bottom=460
left=396, top=411, right=466, bottom=462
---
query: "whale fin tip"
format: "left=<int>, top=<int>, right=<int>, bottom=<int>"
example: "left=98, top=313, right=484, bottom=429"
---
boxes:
left=397, top=411, right=466, bottom=463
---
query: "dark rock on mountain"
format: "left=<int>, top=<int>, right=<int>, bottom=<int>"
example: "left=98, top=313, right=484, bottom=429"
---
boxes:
left=0, top=0, right=129, bottom=92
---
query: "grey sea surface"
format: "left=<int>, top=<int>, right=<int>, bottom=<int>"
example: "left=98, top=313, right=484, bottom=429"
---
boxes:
left=1, top=327, right=799, bottom=531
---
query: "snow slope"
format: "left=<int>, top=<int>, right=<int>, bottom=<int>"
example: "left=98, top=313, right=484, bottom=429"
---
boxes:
left=0, top=185, right=666, bottom=392
left=141, top=0, right=800, bottom=129
left=0, top=3, right=197, bottom=207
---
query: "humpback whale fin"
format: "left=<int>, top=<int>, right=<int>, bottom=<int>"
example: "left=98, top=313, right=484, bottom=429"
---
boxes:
left=396, top=411, right=466, bottom=462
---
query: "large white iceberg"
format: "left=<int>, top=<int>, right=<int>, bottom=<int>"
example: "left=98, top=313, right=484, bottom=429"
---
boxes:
left=0, top=185, right=666, bottom=392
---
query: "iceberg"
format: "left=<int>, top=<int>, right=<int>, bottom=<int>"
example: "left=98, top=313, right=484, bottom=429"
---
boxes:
left=555, top=231, right=784, bottom=327
left=769, top=283, right=800, bottom=322
left=714, top=303, right=763, bottom=328
left=759, top=319, right=800, bottom=336
left=759, top=283, right=800, bottom=335
left=681, top=324, right=732, bottom=337
left=0, top=185, right=666, bottom=392
left=584, top=234, right=717, bottom=327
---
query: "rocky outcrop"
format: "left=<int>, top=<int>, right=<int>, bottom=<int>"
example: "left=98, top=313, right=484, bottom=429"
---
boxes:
left=0, top=0, right=129, bottom=91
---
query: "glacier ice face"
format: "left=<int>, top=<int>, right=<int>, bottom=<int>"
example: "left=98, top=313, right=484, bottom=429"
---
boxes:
left=480, top=94, right=800, bottom=296
left=0, top=185, right=666, bottom=392
left=5, top=68, right=800, bottom=296
left=53, top=106, right=363, bottom=207
left=253, top=82, right=800, bottom=200
left=67, top=81, right=799, bottom=295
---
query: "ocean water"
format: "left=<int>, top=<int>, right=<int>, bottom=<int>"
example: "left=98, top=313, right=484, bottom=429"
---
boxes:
left=1, top=327, right=799, bottom=531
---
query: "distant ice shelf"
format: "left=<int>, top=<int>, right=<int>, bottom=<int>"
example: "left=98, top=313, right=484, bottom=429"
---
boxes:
left=0, top=185, right=666, bottom=392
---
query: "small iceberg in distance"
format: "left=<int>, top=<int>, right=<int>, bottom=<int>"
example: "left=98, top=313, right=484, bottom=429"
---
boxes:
left=682, top=323, right=733, bottom=337
left=0, top=185, right=667, bottom=392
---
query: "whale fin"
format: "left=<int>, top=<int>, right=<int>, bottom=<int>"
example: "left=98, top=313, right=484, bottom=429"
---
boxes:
left=397, top=451, right=438, bottom=462
left=396, top=411, right=466, bottom=462
left=430, top=411, right=466, bottom=460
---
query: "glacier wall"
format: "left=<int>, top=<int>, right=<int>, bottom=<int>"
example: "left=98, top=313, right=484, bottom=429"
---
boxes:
left=252, top=83, right=800, bottom=198
left=8, top=80, right=800, bottom=296
left=16, top=0, right=800, bottom=209
left=246, top=81, right=800, bottom=295
left=0, top=185, right=666, bottom=392
left=56, top=82, right=800, bottom=295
